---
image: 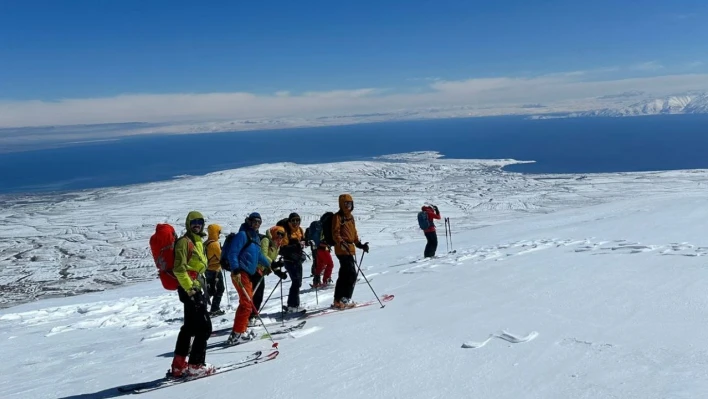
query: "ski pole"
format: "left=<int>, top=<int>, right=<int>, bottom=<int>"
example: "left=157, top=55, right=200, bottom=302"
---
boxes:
left=259, top=278, right=281, bottom=313
left=280, top=275, right=285, bottom=327
left=448, top=218, right=453, bottom=252
left=222, top=269, right=231, bottom=309
left=444, top=218, right=449, bottom=253
left=353, top=250, right=385, bottom=308
left=234, top=274, right=278, bottom=349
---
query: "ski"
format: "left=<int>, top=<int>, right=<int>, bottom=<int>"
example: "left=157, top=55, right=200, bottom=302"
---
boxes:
left=300, top=277, right=372, bottom=295
left=117, top=350, right=278, bottom=394
left=211, top=317, right=300, bottom=338
left=306, top=294, right=394, bottom=319
left=209, top=321, right=307, bottom=351
left=260, top=320, right=307, bottom=339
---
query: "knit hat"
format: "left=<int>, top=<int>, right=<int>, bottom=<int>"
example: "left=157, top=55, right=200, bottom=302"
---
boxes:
left=248, top=212, right=262, bottom=221
left=288, top=212, right=300, bottom=220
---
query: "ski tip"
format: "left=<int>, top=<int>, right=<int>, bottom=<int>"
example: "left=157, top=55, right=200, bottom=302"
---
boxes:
left=272, top=342, right=279, bottom=349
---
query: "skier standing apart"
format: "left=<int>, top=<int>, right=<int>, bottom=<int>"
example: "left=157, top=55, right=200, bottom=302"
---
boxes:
left=332, top=194, right=369, bottom=309
left=170, top=211, right=214, bottom=377
left=278, top=212, right=308, bottom=313
left=421, top=204, right=441, bottom=258
left=225, top=213, right=272, bottom=345
left=204, top=224, right=225, bottom=316
left=249, top=225, right=288, bottom=326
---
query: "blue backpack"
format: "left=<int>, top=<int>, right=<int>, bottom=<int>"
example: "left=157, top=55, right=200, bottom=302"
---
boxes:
left=417, top=211, right=431, bottom=230
left=219, top=232, right=260, bottom=271
left=306, top=220, right=323, bottom=247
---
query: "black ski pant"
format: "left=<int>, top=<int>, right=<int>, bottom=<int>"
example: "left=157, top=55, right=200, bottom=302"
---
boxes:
left=205, top=270, right=225, bottom=312
left=424, top=231, right=438, bottom=258
left=175, top=286, right=213, bottom=365
left=249, top=273, right=265, bottom=317
left=334, top=254, right=358, bottom=302
left=284, top=260, right=303, bottom=308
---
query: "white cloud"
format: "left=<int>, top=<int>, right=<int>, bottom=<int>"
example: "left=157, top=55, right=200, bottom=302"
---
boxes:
left=686, top=61, right=704, bottom=69
left=630, top=61, right=665, bottom=71
left=2, top=70, right=708, bottom=130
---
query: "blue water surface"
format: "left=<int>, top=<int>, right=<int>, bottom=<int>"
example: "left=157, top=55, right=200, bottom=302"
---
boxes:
left=2, top=114, right=708, bottom=195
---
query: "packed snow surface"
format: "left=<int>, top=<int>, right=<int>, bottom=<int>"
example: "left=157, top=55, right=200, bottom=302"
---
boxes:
left=1, top=151, right=708, bottom=398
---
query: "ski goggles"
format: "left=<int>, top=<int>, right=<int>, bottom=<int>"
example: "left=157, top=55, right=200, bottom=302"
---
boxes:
left=190, top=218, right=205, bottom=226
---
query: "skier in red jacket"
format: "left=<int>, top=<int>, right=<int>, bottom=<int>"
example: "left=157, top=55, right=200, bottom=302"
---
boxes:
left=421, top=204, right=441, bottom=258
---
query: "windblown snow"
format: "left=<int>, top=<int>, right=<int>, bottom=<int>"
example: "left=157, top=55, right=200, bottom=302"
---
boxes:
left=1, top=151, right=708, bottom=398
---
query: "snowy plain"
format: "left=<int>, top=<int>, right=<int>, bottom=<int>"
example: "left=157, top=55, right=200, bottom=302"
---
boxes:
left=2, top=151, right=708, bottom=398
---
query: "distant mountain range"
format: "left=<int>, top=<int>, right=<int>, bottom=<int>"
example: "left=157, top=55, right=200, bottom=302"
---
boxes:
left=532, top=92, right=708, bottom=119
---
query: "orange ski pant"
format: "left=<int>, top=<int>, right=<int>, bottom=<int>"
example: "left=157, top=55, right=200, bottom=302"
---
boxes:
left=231, top=271, right=253, bottom=334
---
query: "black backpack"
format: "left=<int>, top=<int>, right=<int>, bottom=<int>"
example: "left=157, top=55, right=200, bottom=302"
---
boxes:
left=320, top=211, right=336, bottom=246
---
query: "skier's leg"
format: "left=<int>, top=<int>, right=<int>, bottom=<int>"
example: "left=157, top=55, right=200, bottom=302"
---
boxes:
left=205, top=270, right=216, bottom=300
left=334, top=255, right=357, bottom=302
left=174, top=287, right=194, bottom=358
left=211, top=271, right=225, bottom=312
left=424, top=232, right=434, bottom=258
left=320, top=250, right=334, bottom=283
left=284, top=261, right=302, bottom=308
left=429, top=231, right=438, bottom=257
left=341, top=255, right=358, bottom=300
left=188, top=291, right=212, bottom=366
left=253, top=276, right=265, bottom=312
left=231, top=272, right=253, bottom=334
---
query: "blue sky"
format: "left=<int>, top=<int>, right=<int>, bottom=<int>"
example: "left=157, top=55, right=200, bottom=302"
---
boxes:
left=0, top=0, right=707, bottom=128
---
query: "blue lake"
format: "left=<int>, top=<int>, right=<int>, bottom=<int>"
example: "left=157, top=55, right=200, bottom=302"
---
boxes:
left=2, top=114, right=708, bottom=195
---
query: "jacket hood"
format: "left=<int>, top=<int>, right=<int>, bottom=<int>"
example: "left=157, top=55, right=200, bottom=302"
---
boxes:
left=422, top=205, right=432, bottom=211
left=267, top=226, right=285, bottom=245
left=207, top=224, right=221, bottom=241
left=185, top=211, right=206, bottom=237
left=338, top=193, right=354, bottom=213
left=269, top=226, right=285, bottom=238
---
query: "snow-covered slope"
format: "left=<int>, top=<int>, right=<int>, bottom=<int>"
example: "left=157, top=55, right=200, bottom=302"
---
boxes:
left=2, top=164, right=708, bottom=398
left=4, top=152, right=708, bottom=309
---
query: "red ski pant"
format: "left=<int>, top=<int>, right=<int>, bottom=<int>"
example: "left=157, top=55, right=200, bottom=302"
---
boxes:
left=314, top=248, right=334, bottom=282
left=231, top=271, right=253, bottom=334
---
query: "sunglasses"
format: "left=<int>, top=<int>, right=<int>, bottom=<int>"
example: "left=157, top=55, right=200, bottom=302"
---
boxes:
left=249, top=218, right=262, bottom=226
left=276, top=231, right=285, bottom=238
left=190, top=218, right=205, bottom=226
left=290, top=218, right=301, bottom=224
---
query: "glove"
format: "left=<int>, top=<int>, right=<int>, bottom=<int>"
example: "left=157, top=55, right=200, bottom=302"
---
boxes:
left=433, top=205, right=439, bottom=214
left=261, top=265, right=272, bottom=276
left=271, top=259, right=284, bottom=269
left=273, top=269, right=288, bottom=280
left=356, top=242, right=370, bottom=253
left=189, top=289, right=207, bottom=309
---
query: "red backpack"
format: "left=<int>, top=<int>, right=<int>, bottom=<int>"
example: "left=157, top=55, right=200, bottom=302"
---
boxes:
left=149, top=224, right=195, bottom=290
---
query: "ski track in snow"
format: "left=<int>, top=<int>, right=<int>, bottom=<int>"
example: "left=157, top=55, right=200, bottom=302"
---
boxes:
left=462, top=330, right=540, bottom=349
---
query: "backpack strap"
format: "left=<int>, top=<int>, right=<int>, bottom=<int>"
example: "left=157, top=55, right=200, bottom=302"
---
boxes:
left=204, top=239, right=219, bottom=261
left=176, top=235, right=195, bottom=261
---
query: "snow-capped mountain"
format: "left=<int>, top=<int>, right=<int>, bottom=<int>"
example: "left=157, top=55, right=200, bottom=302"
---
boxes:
left=538, top=92, right=708, bottom=118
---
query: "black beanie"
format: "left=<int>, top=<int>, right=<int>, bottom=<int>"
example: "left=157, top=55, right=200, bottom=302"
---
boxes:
left=289, top=212, right=300, bottom=220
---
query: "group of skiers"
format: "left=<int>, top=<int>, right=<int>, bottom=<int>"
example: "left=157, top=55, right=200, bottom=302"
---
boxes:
left=166, top=193, right=371, bottom=378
